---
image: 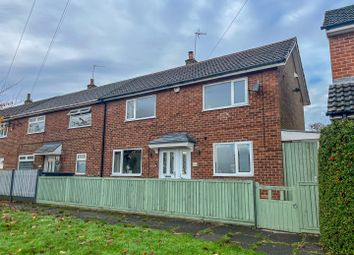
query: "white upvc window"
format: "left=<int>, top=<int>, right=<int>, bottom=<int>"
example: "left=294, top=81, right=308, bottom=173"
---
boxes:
left=126, top=95, right=156, bottom=121
left=18, top=154, right=35, bottom=170
left=112, top=149, right=142, bottom=176
left=213, top=141, right=253, bottom=177
left=0, top=122, right=8, bottom=138
left=0, top=157, right=4, bottom=170
left=203, top=78, right=248, bottom=111
left=75, top=153, right=87, bottom=175
left=28, top=116, right=45, bottom=134
left=68, top=107, right=92, bottom=129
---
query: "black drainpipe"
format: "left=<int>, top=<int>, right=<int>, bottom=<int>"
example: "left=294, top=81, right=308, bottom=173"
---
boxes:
left=99, top=100, right=107, bottom=177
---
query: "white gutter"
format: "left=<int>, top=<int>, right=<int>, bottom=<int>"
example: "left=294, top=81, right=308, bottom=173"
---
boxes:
left=326, top=24, right=354, bottom=36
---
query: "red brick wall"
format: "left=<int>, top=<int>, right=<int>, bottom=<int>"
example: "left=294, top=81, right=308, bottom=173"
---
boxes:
left=103, top=69, right=284, bottom=185
left=0, top=105, right=104, bottom=176
left=329, top=30, right=354, bottom=80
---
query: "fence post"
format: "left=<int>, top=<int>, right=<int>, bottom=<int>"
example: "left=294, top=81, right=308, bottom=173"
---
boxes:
left=253, top=182, right=258, bottom=228
left=64, top=177, right=70, bottom=203
left=33, top=170, right=42, bottom=202
left=99, top=178, right=104, bottom=207
left=9, top=169, right=15, bottom=203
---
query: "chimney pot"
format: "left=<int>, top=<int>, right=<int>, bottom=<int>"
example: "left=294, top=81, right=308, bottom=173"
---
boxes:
left=24, top=93, right=33, bottom=105
left=185, top=51, right=197, bottom=65
left=87, top=78, right=97, bottom=89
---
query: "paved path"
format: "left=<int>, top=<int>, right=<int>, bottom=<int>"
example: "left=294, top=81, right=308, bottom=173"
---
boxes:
left=1, top=202, right=324, bottom=255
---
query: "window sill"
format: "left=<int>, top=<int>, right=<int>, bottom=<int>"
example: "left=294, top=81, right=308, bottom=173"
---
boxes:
left=111, top=173, right=142, bottom=177
left=0, top=136, right=7, bottom=139
left=125, top=116, right=156, bottom=122
left=202, top=103, right=249, bottom=112
left=213, top=173, right=253, bottom=177
left=27, top=131, right=45, bottom=135
left=68, top=125, right=92, bottom=130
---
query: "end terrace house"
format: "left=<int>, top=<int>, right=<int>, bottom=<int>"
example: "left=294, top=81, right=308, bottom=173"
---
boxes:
left=0, top=37, right=311, bottom=186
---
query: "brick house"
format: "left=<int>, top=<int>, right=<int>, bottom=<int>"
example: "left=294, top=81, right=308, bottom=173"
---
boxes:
left=0, top=37, right=311, bottom=185
left=322, top=4, right=354, bottom=119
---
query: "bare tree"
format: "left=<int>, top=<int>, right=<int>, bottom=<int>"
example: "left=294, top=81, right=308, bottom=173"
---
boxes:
left=308, top=122, right=326, bottom=132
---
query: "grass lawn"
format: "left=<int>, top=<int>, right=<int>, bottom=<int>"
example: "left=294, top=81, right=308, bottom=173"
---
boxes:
left=0, top=207, right=262, bottom=255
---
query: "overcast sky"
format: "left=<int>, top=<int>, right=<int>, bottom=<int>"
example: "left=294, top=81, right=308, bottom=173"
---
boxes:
left=0, top=0, right=352, bottom=126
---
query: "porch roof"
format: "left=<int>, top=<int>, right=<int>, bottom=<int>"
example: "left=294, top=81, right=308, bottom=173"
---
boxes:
left=34, top=142, right=62, bottom=156
left=148, top=133, right=196, bottom=152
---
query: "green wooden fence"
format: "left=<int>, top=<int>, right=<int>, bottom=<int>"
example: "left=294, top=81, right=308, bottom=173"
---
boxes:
left=282, top=141, right=319, bottom=186
left=37, top=177, right=255, bottom=225
left=255, top=182, right=319, bottom=233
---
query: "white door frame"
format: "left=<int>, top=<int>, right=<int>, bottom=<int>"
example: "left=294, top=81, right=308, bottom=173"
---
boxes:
left=159, top=148, right=191, bottom=179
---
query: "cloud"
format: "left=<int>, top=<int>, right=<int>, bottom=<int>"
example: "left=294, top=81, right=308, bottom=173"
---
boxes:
left=1, top=0, right=353, bottom=125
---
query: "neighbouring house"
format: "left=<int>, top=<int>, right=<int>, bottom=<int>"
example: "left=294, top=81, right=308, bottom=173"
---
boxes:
left=0, top=37, right=314, bottom=185
left=322, top=4, right=354, bottom=119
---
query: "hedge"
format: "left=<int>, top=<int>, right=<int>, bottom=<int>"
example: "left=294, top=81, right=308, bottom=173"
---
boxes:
left=318, top=120, right=354, bottom=254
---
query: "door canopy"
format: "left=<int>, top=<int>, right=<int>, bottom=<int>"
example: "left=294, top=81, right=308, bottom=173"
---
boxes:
left=148, top=132, right=196, bottom=153
left=34, top=142, right=62, bottom=156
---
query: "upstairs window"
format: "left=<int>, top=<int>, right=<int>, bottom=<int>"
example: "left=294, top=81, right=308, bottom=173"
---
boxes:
left=69, top=107, right=92, bottom=128
left=0, top=122, right=8, bottom=138
left=203, top=78, right=248, bottom=111
left=75, top=153, right=87, bottom=175
left=213, top=141, right=253, bottom=176
left=112, top=149, right=142, bottom=176
left=18, top=155, right=35, bottom=170
left=28, top=116, right=45, bottom=134
left=126, top=95, right=156, bottom=121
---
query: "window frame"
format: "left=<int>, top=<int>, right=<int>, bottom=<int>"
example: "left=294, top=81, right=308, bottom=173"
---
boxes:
left=27, top=116, right=46, bottom=134
left=202, top=77, right=248, bottom=111
left=213, top=141, right=254, bottom=177
left=17, top=154, right=35, bottom=170
left=75, top=153, right=87, bottom=175
left=125, top=95, right=156, bottom=121
left=68, top=107, right=92, bottom=129
left=111, top=148, right=143, bottom=176
left=0, top=122, right=8, bottom=138
left=0, top=157, right=4, bottom=170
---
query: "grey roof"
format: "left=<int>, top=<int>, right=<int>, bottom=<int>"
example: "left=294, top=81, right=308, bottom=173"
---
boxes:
left=34, top=142, right=62, bottom=154
left=327, top=77, right=354, bottom=117
left=322, top=5, right=354, bottom=30
left=149, top=133, right=196, bottom=145
left=103, top=38, right=297, bottom=100
left=0, top=37, right=297, bottom=119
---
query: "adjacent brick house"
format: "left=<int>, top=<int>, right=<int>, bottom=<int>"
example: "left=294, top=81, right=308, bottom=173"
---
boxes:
left=322, top=4, right=354, bottom=119
left=0, top=37, right=310, bottom=185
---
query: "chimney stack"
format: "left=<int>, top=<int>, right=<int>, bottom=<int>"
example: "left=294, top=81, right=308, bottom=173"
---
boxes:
left=185, top=51, right=197, bottom=65
left=24, top=93, right=33, bottom=105
left=87, top=78, right=97, bottom=89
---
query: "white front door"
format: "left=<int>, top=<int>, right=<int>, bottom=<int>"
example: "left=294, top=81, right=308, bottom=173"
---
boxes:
left=44, top=156, right=60, bottom=172
left=159, top=149, right=191, bottom=179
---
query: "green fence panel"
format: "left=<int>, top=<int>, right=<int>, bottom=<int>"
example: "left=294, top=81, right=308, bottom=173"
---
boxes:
left=282, top=141, right=318, bottom=186
left=297, top=182, right=320, bottom=233
left=36, top=177, right=255, bottom=225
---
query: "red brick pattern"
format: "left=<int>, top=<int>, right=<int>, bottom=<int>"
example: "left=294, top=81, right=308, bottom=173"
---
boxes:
left=329, top=31, right=354, bottom=80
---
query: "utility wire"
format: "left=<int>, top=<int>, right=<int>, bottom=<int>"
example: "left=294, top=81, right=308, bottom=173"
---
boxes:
left=208, top=0, right=249, bottom=58
left=30, top=0, right=71, bottom=94
left=0, top=0, right=36, bottom=95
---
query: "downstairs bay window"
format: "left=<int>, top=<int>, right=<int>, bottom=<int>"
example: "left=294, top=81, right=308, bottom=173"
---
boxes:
left=112, top=149, right=142, bottom=176
left=213, top=141, right=253, bottom=176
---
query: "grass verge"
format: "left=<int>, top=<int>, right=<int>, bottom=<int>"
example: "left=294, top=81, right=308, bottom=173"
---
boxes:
left=0, top=206, right=262, bottom=255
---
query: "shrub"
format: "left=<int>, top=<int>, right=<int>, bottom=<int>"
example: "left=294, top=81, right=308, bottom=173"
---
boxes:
left=318, top=120, right=354, bottom=254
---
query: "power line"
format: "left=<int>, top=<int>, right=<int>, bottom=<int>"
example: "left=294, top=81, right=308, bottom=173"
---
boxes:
left=30, top=0, right=71, bottom=94
left=208, top=0, right=249, bottom=58
left=0, top=0, right=36, bottom=95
